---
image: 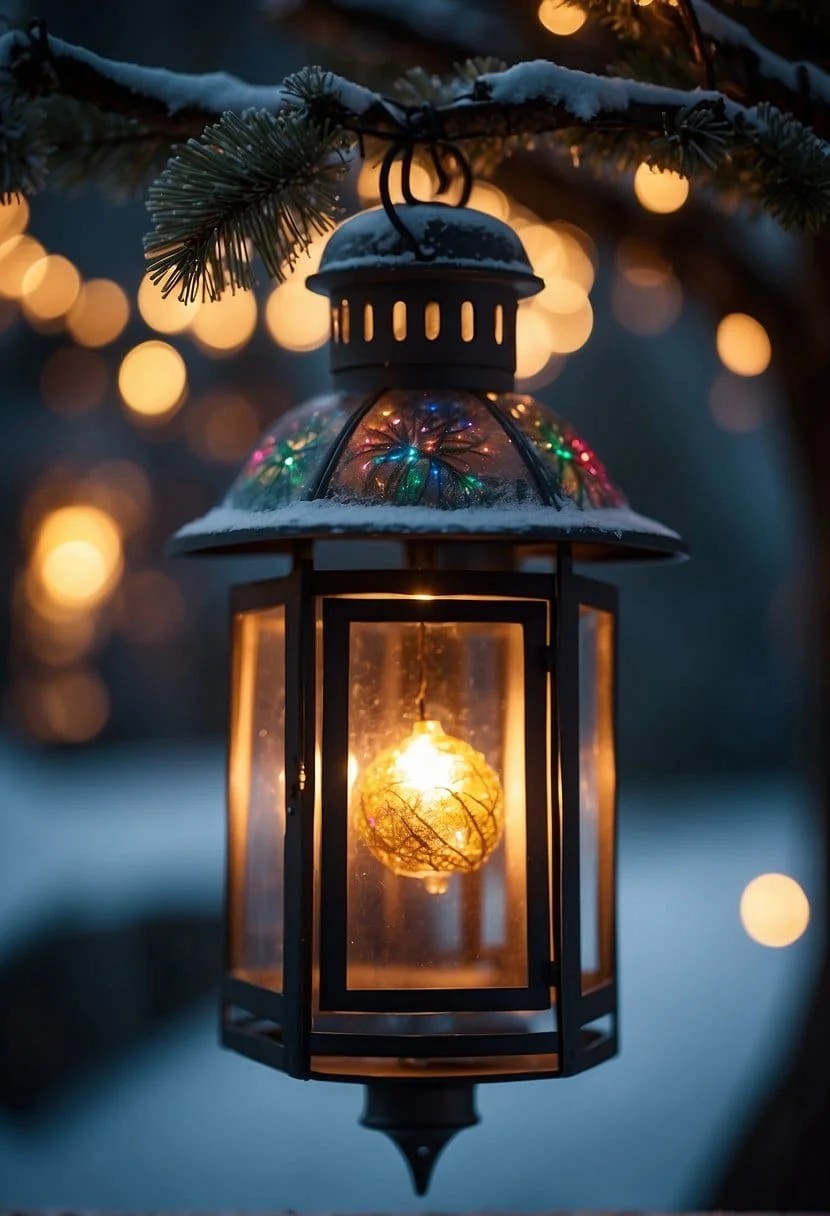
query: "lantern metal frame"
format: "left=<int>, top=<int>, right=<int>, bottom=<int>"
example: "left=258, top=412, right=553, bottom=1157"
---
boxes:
left=221, top=545, right=618, bottom=1088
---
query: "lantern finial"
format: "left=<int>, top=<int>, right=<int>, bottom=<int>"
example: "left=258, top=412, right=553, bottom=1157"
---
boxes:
left=361, top=1081, right=479, bottom=1195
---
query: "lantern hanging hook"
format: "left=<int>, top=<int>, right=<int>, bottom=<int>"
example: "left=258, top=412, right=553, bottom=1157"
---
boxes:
left=377, top=104, right=473, bottom=257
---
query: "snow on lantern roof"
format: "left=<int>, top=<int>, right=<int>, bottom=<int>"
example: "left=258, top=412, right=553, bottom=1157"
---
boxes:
left=170, top=389, right=686, bottom=562
left=307, top=204, right=543, bottom=295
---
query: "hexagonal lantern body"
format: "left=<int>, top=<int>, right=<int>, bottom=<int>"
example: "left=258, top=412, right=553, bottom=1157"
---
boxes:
left=172, top=203, right=685, bottom=1193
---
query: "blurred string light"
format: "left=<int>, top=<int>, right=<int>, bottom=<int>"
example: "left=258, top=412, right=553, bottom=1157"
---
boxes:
left=186, top=391, right=261, bottom=462
left=118, top=339, right=187, bottom=421
left=0, top=235, right=46, bottom=298
left=67, top=279, right=130, bottom=347
left=138, top=272, right=201, bottom=334
left=40, top=346, right=109, bottom=415
left=30, top=504, right=123, bottom=610
left=537, top=0, right=587, bottom=35
left=612, top=239, right=683, bottom=335
left=80, top=461, right=153, bottom=536
left=740, top=873, right=810, bottom=947
left=191, top=289, right=257, bottom=355
left=716, top=312, right=772, bottom=376
left=21, top=254, right=81, bottom=324
left=709, top=371, right=772, bottom=432
left=633, top=163, right=690, bottom=214
left=265, top=231, right=331, bottom=352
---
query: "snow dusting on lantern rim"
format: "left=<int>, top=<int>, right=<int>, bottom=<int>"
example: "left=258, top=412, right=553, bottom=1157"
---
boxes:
left=170, top=499, right=687, bottom=561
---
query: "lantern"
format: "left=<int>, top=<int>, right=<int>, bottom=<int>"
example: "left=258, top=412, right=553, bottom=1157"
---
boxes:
left=171, top=198, right=685, bottom=1194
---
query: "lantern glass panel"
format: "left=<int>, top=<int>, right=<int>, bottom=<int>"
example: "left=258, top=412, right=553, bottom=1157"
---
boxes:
left=324, top=390, right=543, bottom=509
left=344, top=616, right=529, bottom=993
left=225, top=392, right=363, bottom=511
left=229, top=604, right=286, bottom=991
left=578, top=604, right=616, bottom=992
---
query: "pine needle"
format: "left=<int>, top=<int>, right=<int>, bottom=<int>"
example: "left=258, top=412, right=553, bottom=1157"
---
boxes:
left=143, top=107, right=350, bottom=301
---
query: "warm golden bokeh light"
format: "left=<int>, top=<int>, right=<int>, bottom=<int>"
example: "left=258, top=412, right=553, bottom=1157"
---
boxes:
left=0, top=196, right=29, bottom=241
left=67, top=279, right=130, bottom=347
left=716, top=312, right=772, bottom=377
left=740, top=873, right=810, bottom=948
left=633, top=163, right=690, bottom=214
left=538, top=275, right=589, bottom=315
left=467, top=181, right=511, bottom=221
left=266, top=280, right=330, bottom=352
left=516, top=304, right=555, bottom=380
left=23, top=607, right=97, bottom=667
left=118, top=340, right=187, bottom=419
left=0, top=235, right=46, bottom=298
left=32, top=505, right=123, bottom=610
left=538, top=0, right=587, bottom=35
left=187, top=391, right=261, bottom=461
left=358, top=158, right=435, bottom=204
left=137, top=274, right=201, bottom=334
left=191, top=289, right=257, bottom=355
left=21, top=254, right=81, bottom=322
left=548, top=299, right=594, bottom=353
left=40, top=346, right=109, bottom=415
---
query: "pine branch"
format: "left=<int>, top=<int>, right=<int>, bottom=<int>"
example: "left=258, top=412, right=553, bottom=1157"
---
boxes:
left=143, top=103, right=350, bottom=301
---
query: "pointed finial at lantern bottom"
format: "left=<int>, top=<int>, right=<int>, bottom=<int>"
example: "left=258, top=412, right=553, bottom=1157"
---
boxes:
left=361, top=1081, right=479, bottom=1195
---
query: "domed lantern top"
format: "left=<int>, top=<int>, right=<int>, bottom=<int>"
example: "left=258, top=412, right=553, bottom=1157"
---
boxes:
left=171, top=203, right=685, bottom=562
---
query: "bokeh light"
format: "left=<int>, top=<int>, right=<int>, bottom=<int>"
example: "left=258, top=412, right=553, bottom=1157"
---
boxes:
left=0, top=196, right=29, bottom=241
left=716, top=312, right=772, bottom=377
left=265, top=279, right=330, bottom=352
left=118, top=340, right=187, bottom=420
left=740, top=873, right=810, bottom=948
left=31, top=505, right=123, bottom=611
left=613, top=243, right=682, bottom=335
left=633, top=164, right=690, bottom=214
left=21, top=254, right=81, bottom=322
left=358, top=158, right=434, bottom=204
left=138, top=274, right=201, bottom=334
left=0, top=235, right=46, bottom=298
left=67, top=279, right=130, bottom=347
left=516, top=305, right=555, bottom=380
left=539, top=0, right=587, bottom=34
left=467, top=181, right=511, bottom=221
left=547, top=299, right=594, bottom=353
left=40, top=346, right=109, bottom=415
left=186, top=391, right=261, bottom=462
left=191, top=290, right=257, bottom=355
left=538, top=0, right=587, bottom=34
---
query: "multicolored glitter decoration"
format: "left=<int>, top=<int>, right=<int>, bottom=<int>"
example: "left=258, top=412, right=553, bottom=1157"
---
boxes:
left=227, top=393, right=359, bottom=511
left=494, top=394, right=627, bottom=509
left=327, top=391, right=540, bottom=509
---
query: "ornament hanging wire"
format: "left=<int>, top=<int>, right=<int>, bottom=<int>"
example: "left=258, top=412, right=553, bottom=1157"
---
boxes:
left=376, top=103, right=473, bottom=257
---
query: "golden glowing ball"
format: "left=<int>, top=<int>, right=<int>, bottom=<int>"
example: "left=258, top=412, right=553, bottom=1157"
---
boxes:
left=21, top=254, right=81, bottom=322
left=716, top=312, right=772, bottom=377
left=67, top=279, right=130, bottom=347
left=191, top=289, right=257, bottom=354
left=118, top=340, right=187, bottom=419
left=137, top=274, right=201, bottom=334
left=633, top=163, right=690, bottom=214
left=33, top=505, right=123, bottom=610
left=740, top=873, right=810, bottom=948
left=354, top=719, right=503, bottom=887
left=538, top=0, right=587, bottom=35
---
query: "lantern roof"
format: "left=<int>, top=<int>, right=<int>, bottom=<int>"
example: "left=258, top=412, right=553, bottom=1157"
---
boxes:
left=170, top=389, right=686, bottom=561
left=307, top=204, right=543, bottom=296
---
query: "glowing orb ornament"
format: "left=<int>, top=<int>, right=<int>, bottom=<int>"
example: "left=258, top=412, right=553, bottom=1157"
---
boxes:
left=354, top=718, right=503, bottom=893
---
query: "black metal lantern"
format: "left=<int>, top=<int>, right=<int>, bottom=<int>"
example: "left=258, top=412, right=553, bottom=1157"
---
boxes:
left=172, top=198, right=685, bottom=1194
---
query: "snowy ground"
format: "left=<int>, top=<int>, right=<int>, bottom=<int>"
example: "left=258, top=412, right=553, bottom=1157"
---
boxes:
left=0, top=743, right=822, bottom=1211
